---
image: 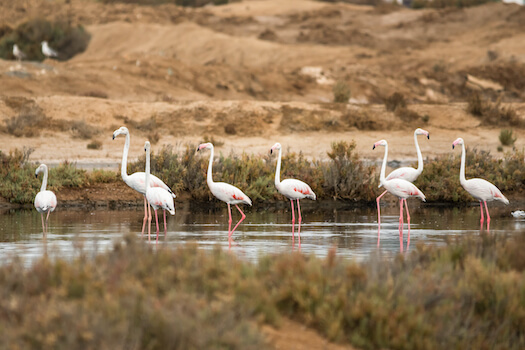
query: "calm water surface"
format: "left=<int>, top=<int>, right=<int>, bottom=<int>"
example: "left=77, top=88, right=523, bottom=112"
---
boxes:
left=0, top=203, right=523, bottom=265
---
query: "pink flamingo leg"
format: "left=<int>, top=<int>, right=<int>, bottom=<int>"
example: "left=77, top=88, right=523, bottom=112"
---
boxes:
left=479, top=201, right=485, bottom=223
left=376, top=190, right=388, bottom=247
left=230, top=205, right=246, bottom=238
left=296, top=199, right=302, bottom=248
left=154, top=209, right=160, bottom=243
left=147, top=202, right=152, bottom=242
left=41, top=213, right=46, bottom=236
left=141, top=196, right=148, bottom=237
left=484, top=201, right=491, bottom=232
left=290, top=199, right=295, bottom=245
left=227, top=203, right=233, bottom=241
left=404, top=199, right=410, bottom=252
left=399, top=199, right=404, bottom=253
left=163, top=210, right=168, bottom=239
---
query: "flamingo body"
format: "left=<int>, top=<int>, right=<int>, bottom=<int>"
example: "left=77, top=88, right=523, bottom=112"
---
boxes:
left=382, top=178, right=426, bottom=201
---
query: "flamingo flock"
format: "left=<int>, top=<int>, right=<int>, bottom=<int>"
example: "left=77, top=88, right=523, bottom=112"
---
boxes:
left=33, top=126, right=512, bottom=250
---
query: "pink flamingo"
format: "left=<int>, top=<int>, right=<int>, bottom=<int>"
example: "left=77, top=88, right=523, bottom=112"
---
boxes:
left=197, top=142, right=252, bottom=247
left=34, top=164, right=57, bottom=236
left=452, top=138, right=508, bottom=231
left=376, top=128, right=429, bottom=229
left=144, top=141, right=175, bottom=243
left=113, top=126, right=175, bottom=236
left=373, top=140, right=426, bottom=251
left=270, top=142, right=316, bottom=247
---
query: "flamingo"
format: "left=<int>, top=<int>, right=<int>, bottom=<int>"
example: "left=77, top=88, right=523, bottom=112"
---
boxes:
left=376, top=128, right=429, bottom=230
left=144, top=141, right=175, bottom=243
left=113, top=126, right=175, bottom=236
left=197, top=142, right=252, bottom=247
left=373, top=140, right=426, bottom=251
left=452, top=137, right=509, bottom=231
left=270, top=142, right=316, bottom=247
left=13, top=44, right=26, bottom=62
left=34, top=164, right=57, bottom=236
left=41, top=41, right=58, bottom=59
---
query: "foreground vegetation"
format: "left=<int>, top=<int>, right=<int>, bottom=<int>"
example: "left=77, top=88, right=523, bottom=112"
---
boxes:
left=0, top=233, right=524, bottom=349
left=0, top=144, right=522, bottom=205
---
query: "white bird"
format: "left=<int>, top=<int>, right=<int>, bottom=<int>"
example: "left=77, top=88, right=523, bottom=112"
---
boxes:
left=270, top=142, right=316, bottom=247
left=144, top=141, right=175, bottom=243
left=452, top=137, right=509, bottom=230
left=374, top=140, right=426, bottom=252
left=41, top=41, right=58, bottom=59
left=511, top=210, right=525, bottom=218
left=13, top=44, right=26, bottom=62
left=376, top=128, right=429, bottom=237
left=197, top=142, right=252, bottom=247
left=34, top=164, right=57, bottom=236
left=113, top=126, right=175, bottom=237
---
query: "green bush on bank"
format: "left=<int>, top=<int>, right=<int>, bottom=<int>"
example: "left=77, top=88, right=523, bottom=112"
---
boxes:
left=0, top=233, right=524, bottom=349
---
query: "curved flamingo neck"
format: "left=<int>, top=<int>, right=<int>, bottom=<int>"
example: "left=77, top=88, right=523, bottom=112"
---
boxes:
left=120, top=132, right=130, bottom=182
left=459, top=143, right=467, bottom=185
left=145, top=147, right=151, bottom=191
left=379, top=143, right=388, bottom=185
left=274, top=147, right=282, bottom=188
left=207, top=145, right=215, bottom=186
left=414, top=131, right=423, bottom=174
left=40, top=166, right=48, bottom=192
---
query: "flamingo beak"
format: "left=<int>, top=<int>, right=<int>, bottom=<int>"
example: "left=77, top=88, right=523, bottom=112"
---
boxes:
left=427, top=133, right=430, bottom=139
left=270, top=148, right=273, bottom=154
left=372, top=144, right=376, bottom=150
left=112, top=134, right=115, bottom=140
left=452, top=144, right=455, bottom=149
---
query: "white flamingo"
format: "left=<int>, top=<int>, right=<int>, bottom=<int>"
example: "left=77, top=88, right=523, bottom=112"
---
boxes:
left=197, top=142, right=252, bottom=247
left=113, top=126, right=175, bottom=236
left=376, top=128, right=429, bottom=228
left=144, top=141, right=175, bottom=243
left=270, top=142, right=316, bottom=247
left=13, top=44, right=26, bottom=62
left=374, top=140, right=426, bottom=251
left=41, top=41, right=58, bottom=59
left=34, top=164, right=57, bottom=236
left=452, top=137, right=509, bottom=230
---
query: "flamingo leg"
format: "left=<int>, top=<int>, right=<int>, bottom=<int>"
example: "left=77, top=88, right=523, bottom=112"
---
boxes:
left=230, top=205, right=246, bottom=238
left=141, top=196, right=148, bottom=237
left=41, top=213, right=46, bottom=236
left=290, top=199, right=295, bottom=245
left=296, top=199, right=302, bottom=248
left=479, top=201, right=485, bottom=223
left=45, top=210, right=51, bottom=234
left=227, top=203, right=233, bottom=241
left=163, top=209, right=168, bottom=239
left=147, top=202, right=152, bottom=242
left=399, top=199, right=404, bottom=253
left=376, top=190, right=388, bottom=247
left=404, top=199, right=410, bottom=252
left=484, top=201, right=491, bottom=232
left=154, top=209, right=160, bottom=243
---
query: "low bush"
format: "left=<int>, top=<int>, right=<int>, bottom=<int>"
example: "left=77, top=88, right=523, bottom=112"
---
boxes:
left=411, top=0, right=495, bottom=9
left=4, top=103, right=47, bottom=137
left=98, top=0, right=230, bottom=6
left=1, top=232, right=524, bottom=349
left=466, top=93, right=523, bottom=127
left=0, top=17, right=90, bottom=61
left=384, top=92, right=406, bottom=112
left=87, top=140, right=103, bottom=150
left=499, top=129, right=517, bottom=146
left=332, top=81, right=351, bottom=103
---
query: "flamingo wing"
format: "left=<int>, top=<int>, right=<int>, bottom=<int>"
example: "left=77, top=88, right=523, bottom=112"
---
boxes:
left=384, top=179, right=425, bottom=201
left=385, top=167, right=419, bottom=183
left=146, top=188, right=175, bottom=214
left=464, top=178, right=508, bottom=204
left=126, top=172, right=175, bottom=197
left=211, top=182, right=252, bottom=205
left=279, top=179, right=316, bottom=200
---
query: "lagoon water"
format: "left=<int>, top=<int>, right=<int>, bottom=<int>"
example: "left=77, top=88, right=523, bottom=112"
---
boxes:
left=0, top=203, right=523, bottom=266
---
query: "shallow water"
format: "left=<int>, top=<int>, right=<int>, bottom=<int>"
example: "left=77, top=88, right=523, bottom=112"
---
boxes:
left=0, top=202, right=523, bottom=265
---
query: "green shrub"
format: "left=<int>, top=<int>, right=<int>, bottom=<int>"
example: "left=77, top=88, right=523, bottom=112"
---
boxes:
left=499, top=129, right=517, bottom=146
left=0, top=18, right=90, bottom=61
left=332, top=81, right=351, bottom=103
left=466, top=93, right=523, bottom=127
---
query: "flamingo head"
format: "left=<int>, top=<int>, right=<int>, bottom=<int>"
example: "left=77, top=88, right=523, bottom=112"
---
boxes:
left=144, top=141, right=151, bottom=152
left=196, top=142, right=213, bottom=152
left=372, top=139, right=387, bottom=150
left=415, top=128, right=430, bottom=139
left=112, top=126, right=129, bottom=140
left=270, top=142, right=281, bottom=155
left=452, top=137, right=464, bottom=150
left=35, top=164, right=47, bottom=178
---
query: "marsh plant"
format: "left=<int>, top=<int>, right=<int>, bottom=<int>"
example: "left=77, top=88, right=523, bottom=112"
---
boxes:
left=499, top=129, right=517, bottom=146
